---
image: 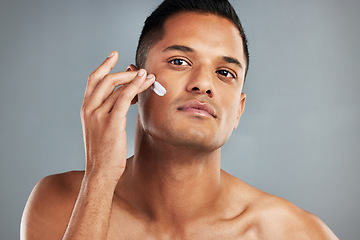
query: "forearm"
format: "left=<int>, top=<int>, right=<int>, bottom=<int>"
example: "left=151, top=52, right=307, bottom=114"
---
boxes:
left=62, top=174, right=117, bottom=240
left=62, top=51, right=154, bottom=239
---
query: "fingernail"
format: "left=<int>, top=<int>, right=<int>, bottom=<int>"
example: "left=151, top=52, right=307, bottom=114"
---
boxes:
left=108, top=51, right=115, bottom=58
left=146, top=74, right=155, bottom=79
left=138, top=69, right=146, bottom=76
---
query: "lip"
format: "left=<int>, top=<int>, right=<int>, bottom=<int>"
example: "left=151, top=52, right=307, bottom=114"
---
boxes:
left=177, top=100, right=217, bottom=118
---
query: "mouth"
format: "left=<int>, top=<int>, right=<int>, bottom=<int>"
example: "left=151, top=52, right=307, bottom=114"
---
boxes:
left=178, top=100, right=217, bottom=118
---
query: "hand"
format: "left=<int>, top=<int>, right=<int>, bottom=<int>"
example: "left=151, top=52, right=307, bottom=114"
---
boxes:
left=80, top=51, right=155, bottom=183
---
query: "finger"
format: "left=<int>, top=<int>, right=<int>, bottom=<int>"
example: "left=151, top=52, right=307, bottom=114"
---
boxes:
left=129, top=74, right=157, bottom=104
left=84, top=71, right=139, bottom=113
left=110, top=71, right=155, bottom=120
left=83, top=51, right=119, bottom=103
left=98, top=74, right=155, bottom=114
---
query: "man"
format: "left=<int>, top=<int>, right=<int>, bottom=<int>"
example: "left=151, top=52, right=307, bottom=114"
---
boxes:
left=21, top=0, right=338, bottom=239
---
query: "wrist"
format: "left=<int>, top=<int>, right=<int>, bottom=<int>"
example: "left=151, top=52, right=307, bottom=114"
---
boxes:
left=85, top=163, right=125, bottom=182
left=83, top=170, right=120, bottom=191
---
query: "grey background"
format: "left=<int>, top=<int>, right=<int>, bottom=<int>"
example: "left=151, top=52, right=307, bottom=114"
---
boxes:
left=0, top=0, right=359, bottom=239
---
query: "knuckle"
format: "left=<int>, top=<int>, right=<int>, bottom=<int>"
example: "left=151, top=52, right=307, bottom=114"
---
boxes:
left=102, top=73, right=110, bottom=81
left=102, top=74, right=113, bottom=87
left=104, top=74, right=121, bottom=89
left=81, top=105, right=93, bottom=119
left=88, top=71, right=98, bottom=82
left=92, top=108, right=105, bottom=122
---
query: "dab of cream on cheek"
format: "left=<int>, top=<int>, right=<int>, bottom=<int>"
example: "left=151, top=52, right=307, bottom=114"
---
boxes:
left=151, top=80, right=166, bottom=96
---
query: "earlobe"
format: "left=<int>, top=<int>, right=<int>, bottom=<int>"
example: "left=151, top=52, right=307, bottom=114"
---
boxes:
left=234, top=93, right=246, bottom=130
left=127, top=64, right=139, bottom=72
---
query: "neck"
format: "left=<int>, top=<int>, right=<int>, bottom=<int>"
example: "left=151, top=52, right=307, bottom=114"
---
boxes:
left=116, top=121, right=224, bottom=227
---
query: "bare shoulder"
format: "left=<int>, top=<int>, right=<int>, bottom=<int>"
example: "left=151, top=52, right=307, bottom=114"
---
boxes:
left=252, top=194, right=339, bottom=239
left=221, top=171, right=338, bottom=239
left=21, top=171, right=84, bottom=240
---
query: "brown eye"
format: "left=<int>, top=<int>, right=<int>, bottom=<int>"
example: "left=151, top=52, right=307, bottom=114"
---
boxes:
left=170, top=59, right=188, bottom=66
left=216, top=69, right=235, bottom=78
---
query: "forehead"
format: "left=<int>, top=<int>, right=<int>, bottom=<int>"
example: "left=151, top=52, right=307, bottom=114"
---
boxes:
left=151, top=12, right=245, bottom=64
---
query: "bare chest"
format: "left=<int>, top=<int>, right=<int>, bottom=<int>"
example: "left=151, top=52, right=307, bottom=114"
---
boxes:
left=106, top=209, right=261, bottom=240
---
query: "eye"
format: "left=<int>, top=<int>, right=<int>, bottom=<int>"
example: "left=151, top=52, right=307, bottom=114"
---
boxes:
left=169, top=58, right=189, bottom=66
left=216, top=69, right=235, bottom=78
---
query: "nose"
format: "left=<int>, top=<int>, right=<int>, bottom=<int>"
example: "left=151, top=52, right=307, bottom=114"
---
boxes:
left=186, top=66, right=215, bottom=98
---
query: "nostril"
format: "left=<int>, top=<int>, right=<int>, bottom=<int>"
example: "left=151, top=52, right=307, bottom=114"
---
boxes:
left=190, top=87, right=212, bottom=96
left=192, top=87, right=200, bottom=91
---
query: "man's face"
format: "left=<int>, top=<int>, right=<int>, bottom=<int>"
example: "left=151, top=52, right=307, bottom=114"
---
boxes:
left=137, top=12, right=246, bottom=151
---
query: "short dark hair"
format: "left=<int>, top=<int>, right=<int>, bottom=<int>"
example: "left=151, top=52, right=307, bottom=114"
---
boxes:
left=136, top=0, right=250, bottom=79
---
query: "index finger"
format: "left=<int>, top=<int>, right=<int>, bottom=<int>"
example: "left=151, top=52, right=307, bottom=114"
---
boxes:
left=85, top=51, right=119, bottom=98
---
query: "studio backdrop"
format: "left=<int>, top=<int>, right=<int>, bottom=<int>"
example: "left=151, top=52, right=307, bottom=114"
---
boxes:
left=0, top=0, right=359, bottom=239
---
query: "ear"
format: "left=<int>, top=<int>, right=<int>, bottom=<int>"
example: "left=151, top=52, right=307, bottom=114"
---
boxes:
left=127, top=64, right=138, bottom=72
left=233, top=92, right=246, bottom=130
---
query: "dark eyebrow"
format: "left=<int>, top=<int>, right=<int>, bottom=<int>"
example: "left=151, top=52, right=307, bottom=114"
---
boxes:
left=162, top=45, right=194, bottom=53
left=163, top=45, right=242, bottom=68
left=223, top=56, right=243, bottom=69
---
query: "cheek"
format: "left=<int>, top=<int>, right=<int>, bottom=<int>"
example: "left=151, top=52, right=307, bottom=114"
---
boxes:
left=137, top=89, right=159, bottom=127
left=220, top=95, right=241, bottom=129
left=137, top=89, right=171, bottom=132
left=148, top=64, right=190, bottom=96
left=152, top=73, right=173, bottom=96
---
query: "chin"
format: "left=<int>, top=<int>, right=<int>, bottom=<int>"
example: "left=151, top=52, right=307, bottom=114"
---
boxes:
left=164, top=126, right=227, bottom=151
left=139, top=113, right=230, bottom=151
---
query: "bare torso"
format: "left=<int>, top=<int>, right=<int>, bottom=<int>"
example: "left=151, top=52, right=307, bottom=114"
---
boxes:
left=22, top=169, right=337, bottom=240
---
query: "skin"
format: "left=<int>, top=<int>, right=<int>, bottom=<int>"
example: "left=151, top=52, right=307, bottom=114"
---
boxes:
left=21, top=12, right=338, bottom=239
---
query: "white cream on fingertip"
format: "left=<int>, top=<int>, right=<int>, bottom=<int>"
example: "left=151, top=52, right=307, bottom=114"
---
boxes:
left=151, top=80, right=166, bottom=96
